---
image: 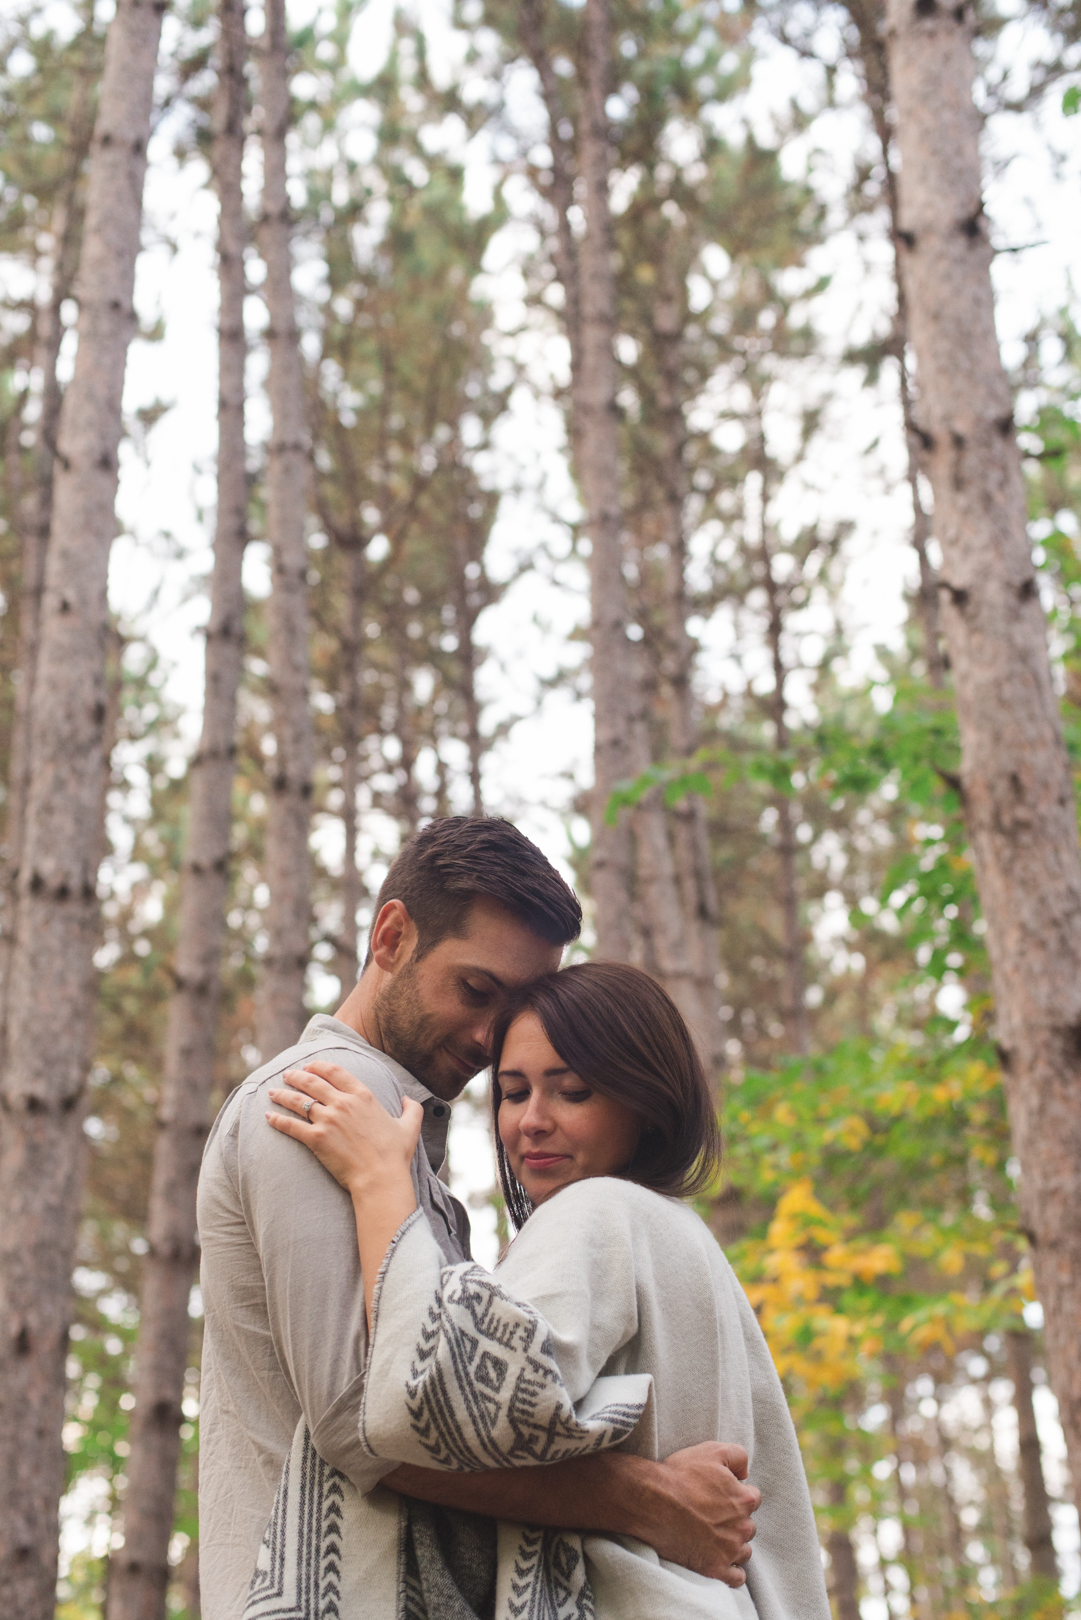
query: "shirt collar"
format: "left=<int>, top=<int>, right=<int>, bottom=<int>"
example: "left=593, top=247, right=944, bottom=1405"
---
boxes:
left=298, top=1014, right=452, bottom=1172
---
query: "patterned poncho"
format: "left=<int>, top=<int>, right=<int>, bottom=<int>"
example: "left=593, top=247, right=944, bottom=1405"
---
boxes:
left=243, top=1178, right=830, bottom=1620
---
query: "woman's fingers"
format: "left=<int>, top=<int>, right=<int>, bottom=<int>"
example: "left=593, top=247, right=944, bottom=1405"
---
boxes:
left=268, top=1086, right=320, bottom=1121
left=266, top=1110, right=310, bottom=1142
left=279, top=1067, right=339, bottom=1104
left=298, top=1058, right=369, bottom=1095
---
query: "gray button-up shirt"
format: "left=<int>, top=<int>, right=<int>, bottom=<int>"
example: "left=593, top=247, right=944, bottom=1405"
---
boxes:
left=196, top=1016, right=471, bottom=1620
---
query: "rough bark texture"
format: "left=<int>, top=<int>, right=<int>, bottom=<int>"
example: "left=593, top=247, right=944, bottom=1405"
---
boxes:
left=846, top=0, right=946, bottom=687
left=255, top=0, right=313, bottom=1058
left=105, top=7, right=247, bottom=1616
left=0, top=3, right=166, bottom=1614
left=520, top=0, right=697, bottom=997
left=650, top=286, right=724, bottom=1083
left=0, top=51, right=96, bottom=1058
left=1006, top=1330, right=1059, bottom=1581
left=574, top=0, right=636, bottom=959
left=887, top=0, right=1081, bottom=1502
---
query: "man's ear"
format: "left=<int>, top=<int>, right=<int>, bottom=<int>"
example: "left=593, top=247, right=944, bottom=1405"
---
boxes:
left=369, top=899, right=418, bottom=974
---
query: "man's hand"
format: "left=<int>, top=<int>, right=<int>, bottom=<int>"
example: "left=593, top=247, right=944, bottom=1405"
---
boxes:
left=636, top=1442, right=760, bottom=1587
left=383, top=1442, right=760, bottom=1588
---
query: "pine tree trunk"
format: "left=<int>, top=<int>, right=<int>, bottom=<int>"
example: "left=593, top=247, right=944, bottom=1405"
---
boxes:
left=887, top=0, right=1081, bottom=1501
left=575, top=0, right=636, bottom=959
left=0, top=3, right=166, bottom=1614
left=334, top=535, right=364, bottom=999
left=105, top=7, right=247, bottom=1616
left=846, top=0, right=946, bottom=687
left=1006, top=1329, right=1059, bottom=1582
left=0, top=45, right=96, bottom=1057
left=450, top=529, right=484, bottom=816
left=255, top=0, right=313, bottom=1058
left=974, top=1379, right=1019, bottom=1593
left=760, top=503, right=809, bottom=1054
left=650, top=284, right=724, bottom=1081
left=826, top=1478, right=862, bottom=1620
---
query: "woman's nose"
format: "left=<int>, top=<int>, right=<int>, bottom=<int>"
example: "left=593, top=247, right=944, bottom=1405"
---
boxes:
left=520, top=1097, right=553, bottom=1136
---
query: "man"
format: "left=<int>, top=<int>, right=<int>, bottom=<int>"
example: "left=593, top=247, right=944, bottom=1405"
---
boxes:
left=198, top=816, right=760, bottom=1619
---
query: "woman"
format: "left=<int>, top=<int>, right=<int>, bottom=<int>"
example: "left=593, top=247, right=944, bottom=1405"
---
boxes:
left=250, top=963, right=829, bottom=1620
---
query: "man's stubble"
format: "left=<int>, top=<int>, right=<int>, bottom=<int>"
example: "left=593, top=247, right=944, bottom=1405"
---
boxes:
left=373, top=958, right=478, bottom=1096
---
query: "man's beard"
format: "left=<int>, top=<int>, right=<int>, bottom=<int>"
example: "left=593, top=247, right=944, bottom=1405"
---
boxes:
left=374, top=959, right=471, bottom=1095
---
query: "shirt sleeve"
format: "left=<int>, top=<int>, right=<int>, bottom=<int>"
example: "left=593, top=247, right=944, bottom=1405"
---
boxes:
left=233, top=1050, right=422, bottom=1486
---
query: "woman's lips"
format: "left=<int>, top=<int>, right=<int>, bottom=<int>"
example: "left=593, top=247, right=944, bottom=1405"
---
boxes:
left=522, top=1152, right=568, bottom=1170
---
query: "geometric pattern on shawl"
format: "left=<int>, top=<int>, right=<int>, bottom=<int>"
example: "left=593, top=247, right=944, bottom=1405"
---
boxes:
left=359, top=1247, right=649, bottom=1618
left=393, top=1264, right=644, bottom=1474
left=245, top=1219, right=650, bottom=1620
left=243, top=1426, right=345, bottom=1620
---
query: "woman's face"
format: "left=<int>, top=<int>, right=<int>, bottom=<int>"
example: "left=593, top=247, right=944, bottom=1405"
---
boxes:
left=496, top=1011, right=642, bottom=1207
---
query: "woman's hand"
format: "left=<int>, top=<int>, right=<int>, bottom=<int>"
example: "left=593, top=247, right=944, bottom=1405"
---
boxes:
left=267, top=1059, right=424, bottom=1197
left=267, top=1060, right=424, bottom=1329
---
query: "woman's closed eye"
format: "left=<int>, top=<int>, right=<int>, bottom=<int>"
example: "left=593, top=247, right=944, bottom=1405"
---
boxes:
left=561, top=1088, right=593, bottom=1104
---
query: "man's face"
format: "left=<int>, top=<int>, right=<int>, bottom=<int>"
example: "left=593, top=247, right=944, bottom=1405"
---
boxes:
left=373, top=897, right=562, bottom=1100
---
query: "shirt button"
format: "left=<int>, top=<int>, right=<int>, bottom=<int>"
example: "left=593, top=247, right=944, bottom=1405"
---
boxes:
left=431, top=1104, right=447, bottom=1118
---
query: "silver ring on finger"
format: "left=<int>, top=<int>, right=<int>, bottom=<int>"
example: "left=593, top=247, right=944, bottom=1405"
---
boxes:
left=300, top=1095, right=315, bottom=1118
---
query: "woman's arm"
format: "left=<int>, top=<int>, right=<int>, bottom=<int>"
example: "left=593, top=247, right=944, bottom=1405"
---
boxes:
left=266, top=1060, right=421, bottom=1328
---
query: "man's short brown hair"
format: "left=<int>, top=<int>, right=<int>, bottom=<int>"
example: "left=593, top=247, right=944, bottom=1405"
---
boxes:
left=366, top=816, right=582, bottom=963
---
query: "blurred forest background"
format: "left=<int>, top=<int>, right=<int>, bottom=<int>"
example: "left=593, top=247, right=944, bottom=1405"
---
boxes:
left=1, top=0, right=1081, bottom=1617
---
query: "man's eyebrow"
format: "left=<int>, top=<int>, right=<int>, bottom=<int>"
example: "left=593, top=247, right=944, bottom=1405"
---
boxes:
left=461, top=963, right=506, bottom=990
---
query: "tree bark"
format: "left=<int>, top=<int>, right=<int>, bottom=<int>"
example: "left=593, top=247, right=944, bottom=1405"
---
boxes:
left=105, top=6, right=247, bottom=1616
left=1006, top=1329, right=1059, bottom=1582
left=757, top=462, right=809, bottom=1055
left=648, top=282, right=725, bottom=1082
left=0, top=3, right=166, bottom=1614
left=845, top=0, right=946, bottom=688
left=826, top=1477, right=862, bottom=1620
left=973, top=1378, right=1019, bottom=1593
left=254, top=0, right=313, bottom=1059
left=450, top=528, right=484, bottom=816
left=334, top=535, right=364, bottom=999
left=522, top=0, right=693, bottom=985
left=574, top=0, right=637, bottom=959
left=0, top=39, right=96, bottom=1058
left=887, top=0, right=1081, bottom=1503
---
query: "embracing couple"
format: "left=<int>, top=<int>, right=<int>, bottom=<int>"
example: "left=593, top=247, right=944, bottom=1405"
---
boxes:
left=197, top=817, right=830, bottom=1620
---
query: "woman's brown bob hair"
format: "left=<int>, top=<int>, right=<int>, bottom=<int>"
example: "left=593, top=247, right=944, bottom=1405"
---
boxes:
left=490, top=961, right=721, bottom=1230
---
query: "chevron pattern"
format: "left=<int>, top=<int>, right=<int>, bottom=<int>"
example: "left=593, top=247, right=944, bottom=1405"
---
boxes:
left=243, top=1428, right=347, bottom=1620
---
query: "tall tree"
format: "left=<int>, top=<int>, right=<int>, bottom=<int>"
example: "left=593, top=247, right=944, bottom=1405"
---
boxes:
left=0, top=18, right=99, bottom=1061
left=0, top=0, right=167, bottom=1612
left=255, top=0, right=313, bottom=1059
left=1005, top=1328, right=1059, bottom=1582
left=517, top=0, right=701, bottom=1043
left=887, top=0, right=1081, bottom=1497
left=106, top=2, right=248, bottom=1614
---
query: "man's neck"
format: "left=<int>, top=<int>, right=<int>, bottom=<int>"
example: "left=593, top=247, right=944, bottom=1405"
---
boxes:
left=333, top=970, right=385, bottom=1053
